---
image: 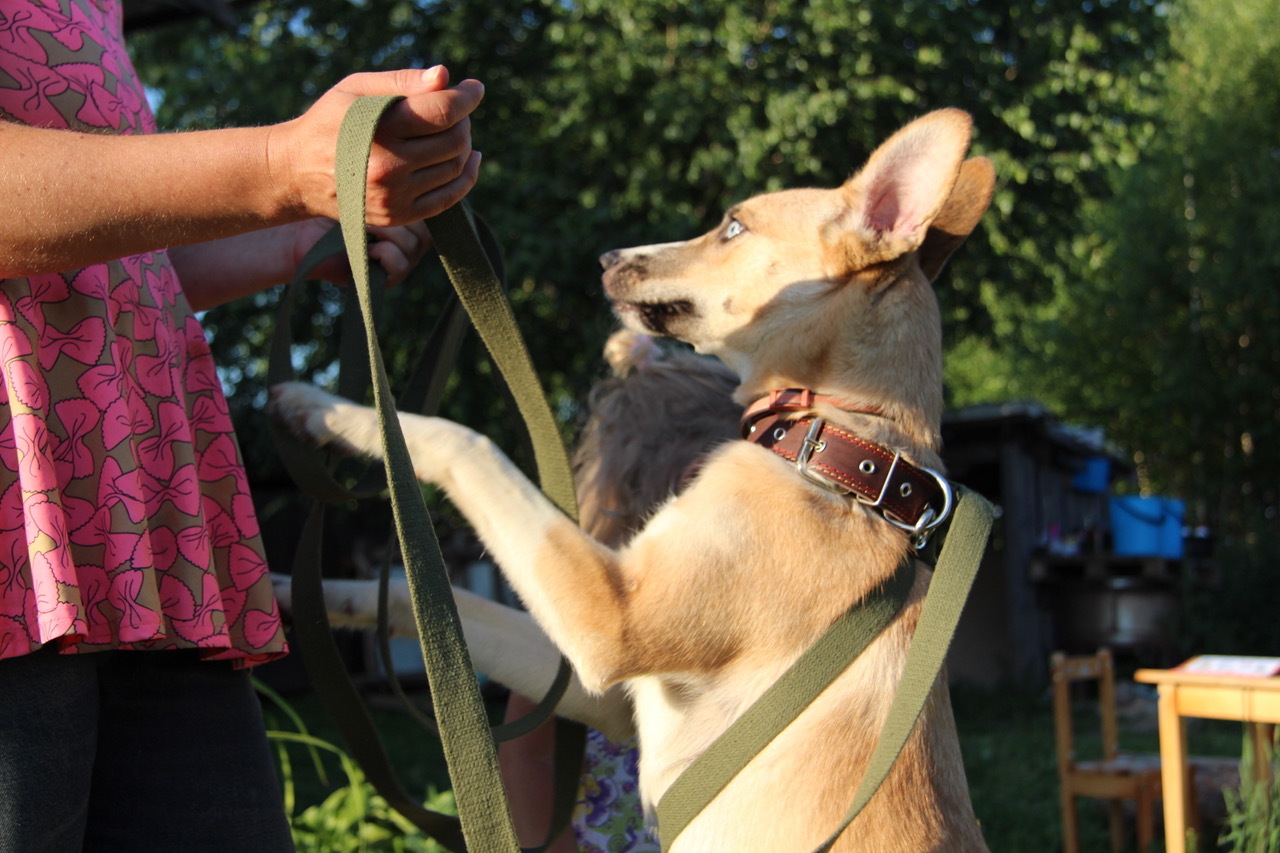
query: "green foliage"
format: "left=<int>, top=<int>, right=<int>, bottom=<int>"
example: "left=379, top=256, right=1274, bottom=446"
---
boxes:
left=274, top=729, right=455, bottom=853
left=1219, top=727, right=1280, bottom=852
left=1023, top=0, right=1280, bottom=542
left=127, top=0, right=1168, bottom=483
left=280, top=722, right=455, bottom=850
left=951, top=684, right=1088, bottom=850
left=257, top=681, right=455, bottom=853
left=1179, top=535, right=1280, bottom=657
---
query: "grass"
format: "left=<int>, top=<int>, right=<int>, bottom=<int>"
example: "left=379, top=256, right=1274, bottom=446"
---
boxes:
left=258, top=686, right=453, bottom=817
left=953, top=684, right=1080, bottom=850
left=953, top=683, right=1244, bottom=852
left=266, top=681, right=1250, bottom=852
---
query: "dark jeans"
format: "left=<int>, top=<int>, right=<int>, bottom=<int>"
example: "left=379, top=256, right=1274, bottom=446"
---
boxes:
left=0, top=647, right=295, bottom=853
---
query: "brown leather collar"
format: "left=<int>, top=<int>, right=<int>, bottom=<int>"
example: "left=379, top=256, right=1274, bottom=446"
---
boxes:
left=740, top=388, right=879, bottom=429
left=741, top=390, right=951, bottom=539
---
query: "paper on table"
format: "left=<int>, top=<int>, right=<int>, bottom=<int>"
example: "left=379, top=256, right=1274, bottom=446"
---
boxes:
left=1176, top=655, right=1280, bottom=677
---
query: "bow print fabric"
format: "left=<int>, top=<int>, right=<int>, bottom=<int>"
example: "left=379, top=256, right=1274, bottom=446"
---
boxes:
left=0, top=0, right=286, bottom=666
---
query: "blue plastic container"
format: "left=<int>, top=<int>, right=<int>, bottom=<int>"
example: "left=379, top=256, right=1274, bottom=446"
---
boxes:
left=1110, top=496, right=1184, bottom=559
left=1161, top=498, right=1185, bottom=559
left=1072, top=457, right=1111, bottom=493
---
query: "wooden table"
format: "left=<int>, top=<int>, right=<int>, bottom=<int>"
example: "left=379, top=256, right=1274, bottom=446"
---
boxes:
left=1133, top=667, right=1280, bottom=853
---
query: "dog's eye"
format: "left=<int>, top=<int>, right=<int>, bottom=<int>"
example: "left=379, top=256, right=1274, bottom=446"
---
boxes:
left=724, top=219, right=746, bottom=241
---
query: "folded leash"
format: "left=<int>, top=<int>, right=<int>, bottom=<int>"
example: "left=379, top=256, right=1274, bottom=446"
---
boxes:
left=272, top=94, right=584, bottom=853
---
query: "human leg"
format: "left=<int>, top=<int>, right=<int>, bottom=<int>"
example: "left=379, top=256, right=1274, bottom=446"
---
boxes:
left=83, top=650, right=294, bottom=853
left=0, top=646, right=100, bottom=853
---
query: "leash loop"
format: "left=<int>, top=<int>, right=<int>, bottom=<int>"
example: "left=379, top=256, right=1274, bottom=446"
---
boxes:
left=276, top=94, right=588, bottom=853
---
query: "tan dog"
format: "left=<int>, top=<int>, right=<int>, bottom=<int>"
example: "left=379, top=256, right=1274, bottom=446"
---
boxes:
left=269, top=331, right=739, bottom=748
left=271, top=108, right=994, bottom=851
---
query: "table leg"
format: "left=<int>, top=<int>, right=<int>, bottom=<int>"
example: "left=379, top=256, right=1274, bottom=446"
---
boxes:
left=1157, top=684, right=1191, bottom=853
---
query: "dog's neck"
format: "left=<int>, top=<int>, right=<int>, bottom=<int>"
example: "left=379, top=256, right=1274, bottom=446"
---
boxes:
left=719, top=271, right=946, bottom=462
left=739, top=389, right=883, bottom=429
left=734, top=376, right=943, bottom=471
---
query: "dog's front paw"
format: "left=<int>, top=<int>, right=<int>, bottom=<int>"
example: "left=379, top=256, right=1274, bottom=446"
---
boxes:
left=268, top=381, right=362, bottom=452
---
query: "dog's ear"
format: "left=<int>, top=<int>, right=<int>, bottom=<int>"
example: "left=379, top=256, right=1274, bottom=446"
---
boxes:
left=917, top=156, right=995, bottom=281
left=827, top=109, right=974, bottom=273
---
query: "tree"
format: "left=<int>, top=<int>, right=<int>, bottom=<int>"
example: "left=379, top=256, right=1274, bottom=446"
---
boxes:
left=1028, top=0, right=1280, bottom=542
left=128, top=0, right=1167, bottom=483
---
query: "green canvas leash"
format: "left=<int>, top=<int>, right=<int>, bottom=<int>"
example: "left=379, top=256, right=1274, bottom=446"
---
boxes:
left=655, top=485, right=996, bottom=851
left=423, top=195, right=576, bottom=516
left=269, top=226, right=473, bottom=851
left=335, top=94, right=583, bottom=852
left=272, top=259, right=582, bottom=852
left=272, top=95, right=587, bottom=852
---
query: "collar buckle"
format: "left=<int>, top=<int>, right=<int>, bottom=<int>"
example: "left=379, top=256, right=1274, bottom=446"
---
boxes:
left=795, top=417, right=846, bottom=495
left=792, top=417, right=954, bottom=549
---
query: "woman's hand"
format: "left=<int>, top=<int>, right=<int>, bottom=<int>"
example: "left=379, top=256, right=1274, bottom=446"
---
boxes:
left=270, top=66, right=484, bottom=226
left=288, top=217, right=434, bottom=288
left=172, top=216, right=436, bottom=311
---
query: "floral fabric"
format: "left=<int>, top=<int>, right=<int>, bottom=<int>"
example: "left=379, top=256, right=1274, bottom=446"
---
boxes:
left=0, top=0, right=286, bottom=665
left=572, top=731, right=657, bottom=853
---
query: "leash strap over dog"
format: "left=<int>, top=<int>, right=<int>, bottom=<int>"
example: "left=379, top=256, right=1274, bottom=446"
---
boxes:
left=656, top=556, right=918, bottom=842
left=655, top=485, right=995, bottom=851
left=814, top=486, right=994, bottom=850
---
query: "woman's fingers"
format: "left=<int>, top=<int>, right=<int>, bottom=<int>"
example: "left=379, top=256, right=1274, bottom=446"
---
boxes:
left=367, top=219, right=430, bottom=286
left=364, top=120, right=478, bottom=225
left=416, top=150, right=483, bottom=220
left=379, top=78, right=485, bottom=139
left=279, top=68, right=484, bottom=225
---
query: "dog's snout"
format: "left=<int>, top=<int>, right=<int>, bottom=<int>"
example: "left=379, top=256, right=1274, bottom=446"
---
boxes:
left=599, top=249, right=623, bottom=271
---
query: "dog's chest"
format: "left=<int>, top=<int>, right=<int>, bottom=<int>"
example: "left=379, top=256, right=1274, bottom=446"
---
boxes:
left=624, top=657, right=802, bottom=805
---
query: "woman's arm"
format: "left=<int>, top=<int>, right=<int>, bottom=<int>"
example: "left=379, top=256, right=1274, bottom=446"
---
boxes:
left=0, top=66, right=480, bottom=280
left=168, top=217, right=434, bottom=312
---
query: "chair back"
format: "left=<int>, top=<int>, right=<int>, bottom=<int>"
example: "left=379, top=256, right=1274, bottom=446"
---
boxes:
left=1050, top=647, right=1120, bottom=775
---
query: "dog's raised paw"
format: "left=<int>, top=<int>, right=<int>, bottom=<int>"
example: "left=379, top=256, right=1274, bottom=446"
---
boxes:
left=267, top=381, right=350, bottom=448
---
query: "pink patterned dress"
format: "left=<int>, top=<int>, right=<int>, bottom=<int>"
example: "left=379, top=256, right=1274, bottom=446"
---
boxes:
left=0, top=0, right=286, bottom=666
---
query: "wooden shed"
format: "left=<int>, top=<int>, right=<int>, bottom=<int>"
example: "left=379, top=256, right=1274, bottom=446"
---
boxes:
left=939, top=402, right=1184, bottom=686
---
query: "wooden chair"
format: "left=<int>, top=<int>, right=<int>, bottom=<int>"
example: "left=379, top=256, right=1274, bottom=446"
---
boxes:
left=1052, top=648, right=1190, bottom=853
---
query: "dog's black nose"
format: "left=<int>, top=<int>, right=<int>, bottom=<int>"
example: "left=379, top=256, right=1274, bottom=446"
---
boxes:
left=599, top=250, right=622, bottom=270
